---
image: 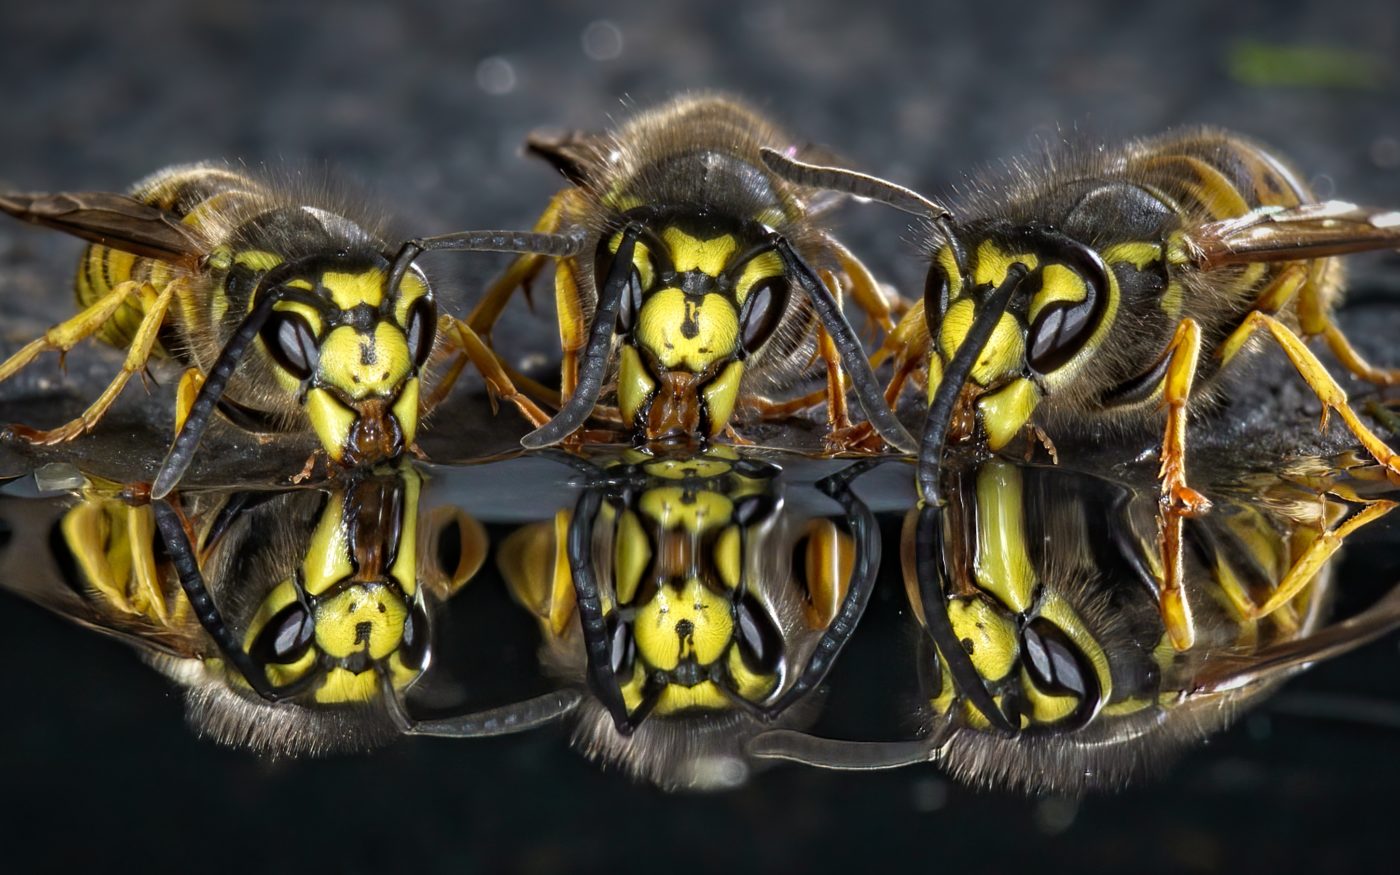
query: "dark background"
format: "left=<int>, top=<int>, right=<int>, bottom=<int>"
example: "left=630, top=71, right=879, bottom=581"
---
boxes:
left=1, top=1, right=1399, bottom=872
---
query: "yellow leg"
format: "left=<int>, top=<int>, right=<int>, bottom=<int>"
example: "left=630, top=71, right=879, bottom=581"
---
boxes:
left=174, top=368, right=204, bottom=434
left=818, top=270, right=853, bottom=434
left=9, top=281, right=176, bottom=445
left=826, top=235, right=898, bottom=335
left=438, top=318, right=552, bottom=427
left=1157, top=503, right=1197, bottom=651
left=1295, top=256, right=1400, bottom=385
left=554, top=257, right=586, bottom=400
left=1238, top=311, right=1400, bottom=487
left=0, top=280, right=144, bottom=384
left=462, top=188, right=578, bottom=335
left=1248, top=499, right=1397, bottom=619
left=1158, top=317, right=1212, bottom=514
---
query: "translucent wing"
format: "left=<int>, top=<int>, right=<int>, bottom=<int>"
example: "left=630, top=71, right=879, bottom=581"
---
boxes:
left=0, top=190, right=205, bottom=267
left=1181, top=201, right=1400, bottom=269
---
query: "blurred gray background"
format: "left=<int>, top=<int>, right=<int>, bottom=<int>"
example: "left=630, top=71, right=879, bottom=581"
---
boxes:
left=1, top=1, right=1398, bottom=872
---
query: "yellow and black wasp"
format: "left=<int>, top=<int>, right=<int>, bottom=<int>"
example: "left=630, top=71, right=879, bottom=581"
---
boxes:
left=385, top=94, right=915, bottom=452
left=0, top=465, right=578, bottom=752
left=496, top=447, right=876, bottom=790
left=762, top=129, right=1400, bottom=647
left=0, top=164, right=536, bottom=497
left=748, top=458, right=1400, bottom=792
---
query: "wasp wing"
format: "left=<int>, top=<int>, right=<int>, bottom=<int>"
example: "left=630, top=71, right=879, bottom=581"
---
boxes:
left=0, top=190, right=205, bottom=267
left=525, top=128, right=613, bottom=187
left=1182, top=201, right=1400, bottom=269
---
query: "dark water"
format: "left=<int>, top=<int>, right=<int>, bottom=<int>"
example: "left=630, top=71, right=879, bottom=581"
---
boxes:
left=2, top=1, right=1400, bottom=873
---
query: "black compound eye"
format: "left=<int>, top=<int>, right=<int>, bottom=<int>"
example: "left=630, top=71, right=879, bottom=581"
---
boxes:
left=924, top=262, right=952, bottom=325
left=262, top=309, right=320, bottom=380
left=406, top=296, right=437, bottom=370
left=1025, top=242, right=1109, bottom=375
left=735, top=593, right=784, bottom=675
left=608, top=613, right=637, bottom=679
left=249, top=602, right=316, bottom=667
left=1021, top=616, right=1100, bottom=723
left=399, top=600, right=431, bottom=670
left=739, top=278, right=789, bottom=355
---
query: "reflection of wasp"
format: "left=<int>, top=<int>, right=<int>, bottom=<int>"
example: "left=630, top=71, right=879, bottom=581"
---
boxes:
left=498, top=448, right=877, bottom=790
left=750, top=459, right=1400, bottom=793
left=387, top=95, right=914, bottom=451
left=0, top=465, right=577, bottom=752
left=0, top=165, right=531, bottom=496
left=762, top=131, right=1400, bottom=645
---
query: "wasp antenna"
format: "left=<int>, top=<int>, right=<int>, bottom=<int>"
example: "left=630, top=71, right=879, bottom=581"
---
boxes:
left=769, top=234, right=917, bottom=453
left=521, top=224, right=640, bottom=449
left=759, top=147, right=952, bottom=222
left=387, top=687, right=583, bottom=738
left=153, top=500, right=281, bottom=701
left=152, top=288, right=287, bottom=499
left=911, top=502, right=1017, bottom=733
left=386, top=230, right=587, bottom=301
left=565, top=485, right=634, bottom=733
left=917, top=264, right=1027, bottom=505
left=764, top=466, right=880, bottom=715
left=745, top=729, right=941, bottom=771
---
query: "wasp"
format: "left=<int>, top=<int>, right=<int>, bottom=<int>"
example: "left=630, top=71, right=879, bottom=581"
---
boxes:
left=748, top=459, right=1400, bottom=792
left=385, top=94, right=915, bottom=453
left=0, top=465, right=578, bottom=753
left=496, top=447, right=877, bottom=790
left=761, top=129, right=1400, bottom=648
left=0, top=164, right=537, bottom=497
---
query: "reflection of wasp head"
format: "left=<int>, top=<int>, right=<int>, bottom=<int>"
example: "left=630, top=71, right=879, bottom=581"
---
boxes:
left=0, top=165, right=438, bottom=497
left=500, top=448, right=878, bottom=790
left=749, top=460, right=1400, bottom=793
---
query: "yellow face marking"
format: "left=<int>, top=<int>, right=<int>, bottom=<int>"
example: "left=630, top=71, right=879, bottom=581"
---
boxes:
left=661, top=227, right=738, bottom=275
left=641, top=450, right=737, bottom=480
left=973, top=240, right=1037, bottom=288
left=314, top=584, right=409, bottom=660
left=392, top=377, right=420, bottom=448
left=934, top=246, right=963, bottom=299
left=636, top=288, right=739, bottom=371
left=727, top=646, right=779, bottom=702
left=977, top=378, right=1042, bottom=451
left=652, top=680, right=732, bottom=715
left=946, top=597, right=1018, bottom=683
left=613, top=508, right=651, bottom=606
left=243, top=580, right=302, bottom=651
left=263, top=648, right=317, bottom=689
left=322, top=269, right=386, bottom=311
left=638, top=486, right=733, bottom=533
left=306, top=388, right=356, bottom=462
left=634, top=577, right=734, bottom=670
left=302, top=502, right=353, bottom=596
left=714, top=525, right=742, bottom=590
left=314, top=667, right=378, bottom=704
left=734, top=251, right=784, bottom=303
left=393, top=272, right=430, bottom=324
left=1021, top=669, right=1080, bottom=724
left=1027, top=264, right=1087, bottom=324
left=701, top=360, right=745, bottom=436
left=939, top=298, right=1025, bottom=386
left=971, top=462, right=1036, bottom=612
left=617, top=345, right=657, bottom=424
left=316, top=323, right=412, bottom=400
left=233, top=250, right=284, bottom=272
left=389, top=465, right=421, bottom=597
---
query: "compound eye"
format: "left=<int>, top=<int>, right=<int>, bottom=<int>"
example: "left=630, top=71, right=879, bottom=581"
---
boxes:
left=1021, top=617, right=1100, bottom=724
left=924, top=262, right=951, bottom=325
left=608, top=613, right=637, bottom=679
left=1026, top=243, right=1109, bottom=374
left=249, top=602, right=316, bottom=667
left=735, top=593, right=784, bottom=675
left=262, top=309, right=320, bottom=380
left=399, top=600, right=431, bottom=671
left=739, top=278, right=789, bottom=355
left=406, top=296, right=438, bottom=370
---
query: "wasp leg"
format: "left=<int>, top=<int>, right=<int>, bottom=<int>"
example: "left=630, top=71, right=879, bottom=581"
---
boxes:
left=8, top=280, right=178, bottom=444
left=1248, top=499, right=1398, bottom=620
left=1157, top=502, right=1197, bottom=651
left=744, top=387, right=829, bottom=419
left=431, top=317, right=553, bottom=427
left=1236, top=311, right=1400, bottom=486
left=461, top=188, right=581, bottom=337
left=825, top=235, right=899, bottom=336
left=1158, top=317, right=1212, bottom=515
